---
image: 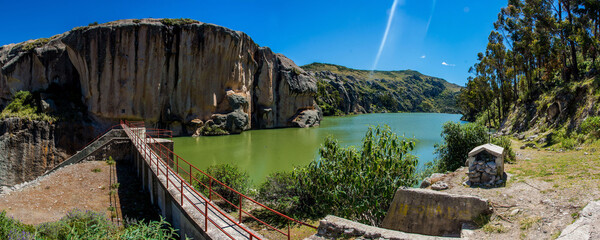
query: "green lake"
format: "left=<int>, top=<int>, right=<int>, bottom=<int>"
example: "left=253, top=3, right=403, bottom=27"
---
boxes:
left=173, top=113, right=462, bottom=185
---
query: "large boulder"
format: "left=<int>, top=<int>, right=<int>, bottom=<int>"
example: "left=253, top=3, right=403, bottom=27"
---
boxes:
left=557, top=201, right=600, bottom=240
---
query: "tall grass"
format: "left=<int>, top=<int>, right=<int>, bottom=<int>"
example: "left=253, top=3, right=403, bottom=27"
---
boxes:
left=0, top=209, right=178, bottom=240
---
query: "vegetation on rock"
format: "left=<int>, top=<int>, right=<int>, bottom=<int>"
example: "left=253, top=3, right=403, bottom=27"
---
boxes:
left=160, top=18, right=199, bottom=26
left=302, top=63, right=462, bottom=116
left=0, top=209, right=177, bottom=239
left=258, top=125, right=418, bottom=226
left=0, top=91, right=55, bottom=122
left=458, top=0, right=600, bottom=139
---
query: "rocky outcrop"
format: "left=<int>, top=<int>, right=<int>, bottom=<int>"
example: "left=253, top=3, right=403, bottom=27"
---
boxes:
left=557, top=201, right=600, bottom=240
left=0, top=19, right=320, bottom=135
left=302, top=63, right=462, bottom=116
left=0, top=118, right=67, bottom=186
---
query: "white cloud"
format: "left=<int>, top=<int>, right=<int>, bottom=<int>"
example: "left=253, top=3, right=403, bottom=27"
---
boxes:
left=420, top=55, right=426, bottom=59
left=442, top=61, right=455, bottom=67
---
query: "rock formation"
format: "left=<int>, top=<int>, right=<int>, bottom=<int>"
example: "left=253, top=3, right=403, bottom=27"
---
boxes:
left=302, top=63, right=462, bottom=116
left=0, top=118, right=67, bottom=186
left=0, top=19, right=321, bottom=135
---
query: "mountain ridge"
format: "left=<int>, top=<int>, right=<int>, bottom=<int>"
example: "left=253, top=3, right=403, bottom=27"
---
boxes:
left=302, top=62, right=462, bottom=116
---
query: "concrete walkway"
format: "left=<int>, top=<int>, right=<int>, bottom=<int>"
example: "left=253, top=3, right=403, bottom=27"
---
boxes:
left=123, top=125, right=264, bottom=240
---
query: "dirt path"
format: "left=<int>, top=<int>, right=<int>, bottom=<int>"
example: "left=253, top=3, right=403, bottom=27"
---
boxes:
left=433, top=140, right=600, bottom=239
left=0, top=159, right=159, bottom=225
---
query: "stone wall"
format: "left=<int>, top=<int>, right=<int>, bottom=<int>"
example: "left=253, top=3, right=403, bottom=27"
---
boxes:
left=382, top=188, right=492, bottom=236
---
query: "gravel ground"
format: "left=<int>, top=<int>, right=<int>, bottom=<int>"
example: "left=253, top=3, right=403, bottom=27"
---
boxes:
left=0, top=159, right=159, bottom=225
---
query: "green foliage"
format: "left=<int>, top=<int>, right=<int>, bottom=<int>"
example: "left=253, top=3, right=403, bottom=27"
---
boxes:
left=160, top=18, right=199, bottom=26
left=491, top=136, right=516, bottom=163
left=119, top=217, right=178, bottom=239
left=200, top=124, right=229, bottom=136
left=581, top=116, right=600, bottom=138
left=105, top=156, right=115, bottom=165
left=0, top=209, right=178, bottom=239
left=194, top=164, right=250, bottom=209
left=432, top=122, right=488, bottom=172
left=258, top=125, right=418, bottom=226
left=21, top=38, right=51, bottom=52
left=547, top=128, right=584, bottom=150
left=459, top=0, right=600, bottom=133
left=304, top=63, right=462, bottom=116
left=88, top=21, right=99, bottom=26
left=430, top=122, right=516, bottom=171
left=0, top=91, right=56, bottom=122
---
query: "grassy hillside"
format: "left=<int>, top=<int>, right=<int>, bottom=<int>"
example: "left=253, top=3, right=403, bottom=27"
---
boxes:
left=302, top=63, right=462, bottom=116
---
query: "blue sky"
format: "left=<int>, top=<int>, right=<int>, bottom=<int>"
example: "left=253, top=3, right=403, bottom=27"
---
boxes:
left=0, top=0, right=506, bottom=86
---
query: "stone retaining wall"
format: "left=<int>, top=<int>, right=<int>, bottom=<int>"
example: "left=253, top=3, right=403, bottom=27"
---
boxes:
left=382, top=188, right=492, bottom=236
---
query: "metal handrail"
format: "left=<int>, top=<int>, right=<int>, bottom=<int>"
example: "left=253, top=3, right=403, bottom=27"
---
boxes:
left=121, top=121, right=260, bottom=239
left=120, top=120, right=317, bottom=240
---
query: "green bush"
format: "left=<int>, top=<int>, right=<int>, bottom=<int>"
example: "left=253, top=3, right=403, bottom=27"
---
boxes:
left=160, top=18, right=199, bottom=26
left=1, top=209, right=178, bottom=239
left=432, top=122, right=488, bottom=172
left=195, top=164, right=250, bottom=209
left=0, top=91, right=56, bottom=122
left=118, top=217, right=177, bottom=239
left=259, top=125, right=418, bottom=226
left=581, top=116, right=600, bottom=138
left=491, top=136, right=516, bottom=163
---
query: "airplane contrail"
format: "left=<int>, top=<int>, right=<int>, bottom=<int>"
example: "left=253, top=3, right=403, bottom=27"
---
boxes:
left=372, top=0, right=399, bottom=71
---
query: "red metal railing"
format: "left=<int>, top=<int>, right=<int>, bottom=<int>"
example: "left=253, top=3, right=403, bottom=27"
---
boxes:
left=120, top=120, right=317, bottom=240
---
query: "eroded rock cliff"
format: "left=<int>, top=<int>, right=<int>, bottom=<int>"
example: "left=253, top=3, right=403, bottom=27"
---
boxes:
left=0, top=19, right=320, bottom=135
left=0, top=118, right=67, bottom=186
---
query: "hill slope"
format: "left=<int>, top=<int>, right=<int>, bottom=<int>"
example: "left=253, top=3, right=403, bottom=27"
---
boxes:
left=302, top=63, right=462, bottom=116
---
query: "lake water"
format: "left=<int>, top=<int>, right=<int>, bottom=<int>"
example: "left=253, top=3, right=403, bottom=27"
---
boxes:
left=172, top=113, right=462, bottom=185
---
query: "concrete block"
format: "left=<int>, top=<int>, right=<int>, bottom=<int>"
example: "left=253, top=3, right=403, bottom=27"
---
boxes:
left=382, top=188, right=492, bottom=236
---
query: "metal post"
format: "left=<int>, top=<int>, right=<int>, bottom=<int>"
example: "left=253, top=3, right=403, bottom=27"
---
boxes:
left=189, top=164, right=192, bottom=183
left=209, top=178, right=213, bottom=200
left=288, top=221, right=291, bottom=240
left=205, top=201, right=208, bottom=230
left=181, top=177, right=184, bottom=205
left=176, top=156, right=179, bottom=174
left=239, top=195, right=243, bottom=223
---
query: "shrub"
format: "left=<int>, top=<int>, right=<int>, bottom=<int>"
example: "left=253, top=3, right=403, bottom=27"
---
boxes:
left=160, top=18, right=199, bottom=26
left=0, top=91, right=55, bottom=122
left=432, top=122, right=488, bottom=172
left=0, top=211, right=35, bottom=239
left=491, top=136, right=516, bottom=163
left=21, top=38, right=51, bottom=52
left=118, top=217, right=178, bottom=239
left=2, top=209, right=178, bottom=239
left=194, top=164, right=250, bottom=210
left=581, top=116, right=600, bottom=138
left=259, top=125, right=419, bottom=226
